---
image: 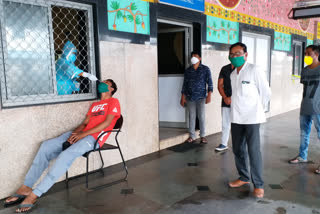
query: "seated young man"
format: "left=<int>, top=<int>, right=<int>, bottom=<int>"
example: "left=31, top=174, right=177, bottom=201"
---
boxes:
left=4, top=79, right=121, bottom=213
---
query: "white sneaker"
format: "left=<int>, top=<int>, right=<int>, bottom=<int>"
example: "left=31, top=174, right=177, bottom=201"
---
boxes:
left=215, top=144, right=228, bottom=151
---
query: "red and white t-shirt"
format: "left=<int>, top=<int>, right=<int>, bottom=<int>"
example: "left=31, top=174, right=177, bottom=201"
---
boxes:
left=83, top=98, right=121, bottom=147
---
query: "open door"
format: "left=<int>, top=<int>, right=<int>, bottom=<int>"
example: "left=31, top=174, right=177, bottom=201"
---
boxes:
left=158, top=19, right=193, bottom=128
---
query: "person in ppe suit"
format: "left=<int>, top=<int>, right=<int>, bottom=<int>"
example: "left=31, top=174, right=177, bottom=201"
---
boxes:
left=56, top=41, right=97, bottom=95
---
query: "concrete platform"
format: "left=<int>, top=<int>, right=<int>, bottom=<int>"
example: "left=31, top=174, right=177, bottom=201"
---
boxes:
left=1, top=109, right=320, bottom=214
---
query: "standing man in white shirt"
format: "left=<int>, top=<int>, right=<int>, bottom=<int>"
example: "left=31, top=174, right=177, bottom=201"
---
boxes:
left=227, top=42, right=271, bottom=199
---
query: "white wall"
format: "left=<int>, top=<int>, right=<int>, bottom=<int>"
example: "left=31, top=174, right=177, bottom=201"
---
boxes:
left=201, top=49, right=230, bottom=135
left=269, top=51, right=302, bottom=117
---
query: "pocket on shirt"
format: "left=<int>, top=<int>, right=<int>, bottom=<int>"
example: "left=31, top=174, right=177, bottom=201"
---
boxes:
left=241, top=83, right=254, bottom=97
left=241, top=83, right=258, bottom=107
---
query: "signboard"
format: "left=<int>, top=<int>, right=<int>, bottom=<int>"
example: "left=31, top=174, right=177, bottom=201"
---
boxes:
left=159, top=0, right=204, bottom=12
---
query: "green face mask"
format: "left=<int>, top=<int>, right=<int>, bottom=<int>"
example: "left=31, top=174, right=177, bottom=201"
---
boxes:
left=229, top=56, right=246, bottom=68
left=98, top=83, right=109, bottom=93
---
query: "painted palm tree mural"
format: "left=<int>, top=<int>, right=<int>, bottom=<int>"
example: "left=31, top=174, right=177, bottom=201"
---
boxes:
left=274, top=32, right=291, bottom=51
left=108, top=0, right=150, bottom=35
left=206, top=16, right=239, bottom=44
left=307, top=39, right=314, bottom=47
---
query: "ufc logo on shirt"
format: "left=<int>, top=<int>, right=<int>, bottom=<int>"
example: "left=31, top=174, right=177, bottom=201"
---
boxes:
left=92, top=104, right=107, bottom=112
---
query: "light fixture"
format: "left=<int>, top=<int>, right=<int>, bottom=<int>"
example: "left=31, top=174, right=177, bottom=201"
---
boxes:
left=289, top=0, right=320, bottom=19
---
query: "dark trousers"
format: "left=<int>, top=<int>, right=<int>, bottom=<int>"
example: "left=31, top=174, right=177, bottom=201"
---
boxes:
left=231, top=123, right=264, bottom=188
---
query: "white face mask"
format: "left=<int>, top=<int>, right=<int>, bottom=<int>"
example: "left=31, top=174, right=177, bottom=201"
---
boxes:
left=191, top=57, right=200, bottom=65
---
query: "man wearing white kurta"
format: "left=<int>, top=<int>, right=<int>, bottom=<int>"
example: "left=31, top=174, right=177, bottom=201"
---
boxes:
left=227, top=42, right=271, bottom=199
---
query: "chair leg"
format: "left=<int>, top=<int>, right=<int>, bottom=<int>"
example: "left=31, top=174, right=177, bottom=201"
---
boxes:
left=98, top=150, right=105, bottom=176
left=86, top=156, right=89, bottom=189
left=65, top=171, right=69, bottom=188
left=86, top=148, right=128, bottom=191
left=116, top=141, right=128, bottom=180
left=119, top=151, right=128, bottom=180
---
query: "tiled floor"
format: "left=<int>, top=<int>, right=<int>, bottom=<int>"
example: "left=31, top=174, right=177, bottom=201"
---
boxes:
left=1, top=109, right=320, bottom=214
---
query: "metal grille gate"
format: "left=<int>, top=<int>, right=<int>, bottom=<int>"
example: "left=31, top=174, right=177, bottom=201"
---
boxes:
left=0, top=0, right=97, bottom=107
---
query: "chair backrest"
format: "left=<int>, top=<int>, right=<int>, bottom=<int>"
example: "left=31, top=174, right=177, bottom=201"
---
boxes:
left=114, top=115, right=123, bottom=130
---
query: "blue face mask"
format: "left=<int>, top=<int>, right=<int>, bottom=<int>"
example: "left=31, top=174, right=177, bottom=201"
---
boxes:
left=98, top=83, right=109, bottom=93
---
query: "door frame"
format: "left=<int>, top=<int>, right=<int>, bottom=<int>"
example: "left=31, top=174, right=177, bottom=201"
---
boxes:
left=157, top=19, right=193, bottom=128
left=158, top=18, right=193, bottom=70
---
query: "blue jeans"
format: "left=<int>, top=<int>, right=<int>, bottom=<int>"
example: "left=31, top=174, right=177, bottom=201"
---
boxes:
left=23, top=131, right=98, bottom=197
left=299, top=114, right=320, bottom=160
left=186, top=98, right=206, bottom=139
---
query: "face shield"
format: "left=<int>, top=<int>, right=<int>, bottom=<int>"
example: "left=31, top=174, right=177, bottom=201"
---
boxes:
left=66, top=51, right=77, bottom=63
left=61, top=40, right=77, bottom=63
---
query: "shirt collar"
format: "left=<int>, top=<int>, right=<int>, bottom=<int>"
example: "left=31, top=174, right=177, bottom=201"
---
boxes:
left=236, top=61, right=248, bottom=74
left=192, top=64, right=203, bottom=71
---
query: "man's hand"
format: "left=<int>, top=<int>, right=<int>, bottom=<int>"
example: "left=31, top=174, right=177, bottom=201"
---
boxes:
left=205, top=95, right=211, bottom=104
left=81, top=72, right=98, bottom=81
left=224, top=97, right=231, bottom=105
left=67, top=132, right=87, bottom=144
left=180, top=94, right=186, bottom=107
left=205, top=92, right=212, bottom=104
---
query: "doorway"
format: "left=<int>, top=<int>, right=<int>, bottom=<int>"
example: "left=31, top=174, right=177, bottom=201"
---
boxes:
left=242, top=32, right=271, bottom=111
left=157, top=19, right=193, bottom=140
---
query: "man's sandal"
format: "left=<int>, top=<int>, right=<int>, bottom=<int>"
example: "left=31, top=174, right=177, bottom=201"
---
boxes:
left=16, top=203, right=37, bottom=213
left=185, top=137, right=195, bottom=143
left=200, top=137, right=208, bottom=144
left=4, top=194, right=27, bottom=207
left=315, top=166, right=320, bottom=174
left=288, top=156, right=308, bottom=164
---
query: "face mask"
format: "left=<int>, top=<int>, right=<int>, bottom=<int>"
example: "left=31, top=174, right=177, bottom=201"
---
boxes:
left=191, top=57, right=200, bottom=65
left=304, top=56, right=313, bottom=65
left=229, top=56, right=246, bottom=68
left=98, top=83, right=109, bottom=93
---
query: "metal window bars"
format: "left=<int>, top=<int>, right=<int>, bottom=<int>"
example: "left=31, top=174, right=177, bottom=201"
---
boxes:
left=0, top=0, right=97, bottom=107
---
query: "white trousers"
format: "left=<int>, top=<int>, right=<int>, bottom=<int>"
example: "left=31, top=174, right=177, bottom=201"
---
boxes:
left=221, top=107, right=231, bottom=146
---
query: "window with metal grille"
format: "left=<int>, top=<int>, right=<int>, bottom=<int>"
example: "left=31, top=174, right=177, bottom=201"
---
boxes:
left=0, top=0, right=97, bottom=107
